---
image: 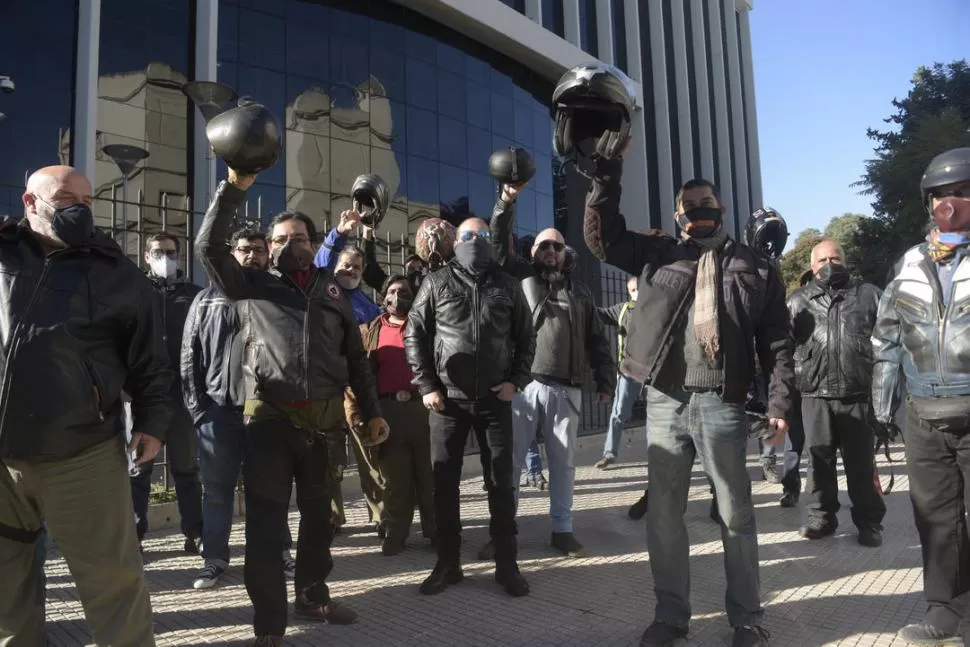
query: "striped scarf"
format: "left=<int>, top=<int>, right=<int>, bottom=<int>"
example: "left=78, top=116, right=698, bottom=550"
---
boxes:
left=684, top=227, right=729, bottom=362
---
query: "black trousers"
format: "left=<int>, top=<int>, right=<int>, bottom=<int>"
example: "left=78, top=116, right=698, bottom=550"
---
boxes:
left=243, top=419, right=334, bottom=638
left=428, top=396, right=517, bottom=567
left=802, top=397, right=885, bottom=529
left=905, top=403, right=970, bottom=634
left=782, top=390, right=806, bottom=496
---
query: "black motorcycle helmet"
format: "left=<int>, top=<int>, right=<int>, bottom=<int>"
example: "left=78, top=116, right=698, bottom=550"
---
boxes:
left=488, top=146, right=536, bottom=185
left=744, top=207, right=789, bottom=260
left=552, top=62, right=636, bottom=160
left=206, top=97, right=282, bottom=175
left=351, top=173, right=390, bottom=227
left=920, top=147, right=970, bottom=209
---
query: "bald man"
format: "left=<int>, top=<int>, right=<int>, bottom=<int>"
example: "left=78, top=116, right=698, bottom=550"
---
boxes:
left=405, top=216, right=536, bottom=597
left=488, top=188, right=614, bottom=558
left=0, top=166, right=172, bottom=645
left=787, top=238, right=885, bottom=547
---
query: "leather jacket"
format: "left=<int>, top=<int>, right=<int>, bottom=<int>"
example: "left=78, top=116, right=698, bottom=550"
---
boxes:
left=196, top=181, right=381, bottom=424
left=0, top=220, right=173, bottom=460
left=872, top=244, right=970, bottom=423
left=787, top=278, right=881, bottom=399
left=148, top=272, right=201, bottom=395
left=405, top=259, right=536, bottom=401
left=180, top=286, right=242, bottom=423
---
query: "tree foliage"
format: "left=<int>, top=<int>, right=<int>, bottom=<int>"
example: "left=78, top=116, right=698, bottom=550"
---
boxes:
left=852, top=60, right=970, bottom=285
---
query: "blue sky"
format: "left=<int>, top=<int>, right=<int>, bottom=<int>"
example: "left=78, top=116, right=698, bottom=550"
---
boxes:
left=749, top=0, right=969, bottom=244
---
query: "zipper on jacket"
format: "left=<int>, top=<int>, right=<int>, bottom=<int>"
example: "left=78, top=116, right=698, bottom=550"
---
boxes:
left=832, top=298, right=841, bottom=395
left=472, top=279, right=480, bottom=396
left=939, top=278, right=957, bottom=386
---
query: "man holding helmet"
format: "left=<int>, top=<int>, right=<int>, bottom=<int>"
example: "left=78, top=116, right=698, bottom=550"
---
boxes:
left=562, top=61, right=794, bottom=647
left=872, top=147, right=970, bottom=645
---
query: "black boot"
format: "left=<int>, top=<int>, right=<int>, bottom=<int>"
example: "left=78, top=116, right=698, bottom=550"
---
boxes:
left=628, top=491, right=648, bottom=520
left=419, top=561, right=464, bottom=595
left=495, top=563, right=530, bottom=597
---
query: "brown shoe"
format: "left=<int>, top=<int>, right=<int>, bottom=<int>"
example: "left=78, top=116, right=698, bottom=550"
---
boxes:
left=294, top=597, right=358, bottom=625
left=594, top=456, right=615, bottom=469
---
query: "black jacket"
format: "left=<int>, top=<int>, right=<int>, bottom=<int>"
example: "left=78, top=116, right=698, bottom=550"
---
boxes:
left=405, top=259, right=536, bottom=400
left=0, top=220, right=173, bottom=461
left=787, top=278, right=881, bottom=399
left=490, top=199, right=615, bottom=394
left=180, top=285, right=242, bottom=423
left=148, top=272, right=201, bottom=395
left=583, top=157, right=795, bottom=419
left=196, top=181, right=381, bottom=422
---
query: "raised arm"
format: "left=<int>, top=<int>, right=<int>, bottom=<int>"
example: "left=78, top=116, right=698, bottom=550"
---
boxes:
left=361, top=231, right=389, bottom=292
left=195, top=173, right=251, bottom=300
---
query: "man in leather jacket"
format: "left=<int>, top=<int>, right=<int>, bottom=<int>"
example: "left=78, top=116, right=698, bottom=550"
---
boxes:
left=787, top=239, right=885, bottom=547
left=129, top=232, right=204, bottom=554
left=0, top=165, right=171, bottom=646
left=488, top=183, right=614, bottom=558
left=583, top=141, right=794, bottom=647
left=871, top=147, right=970, bottom=645
left=181, top=228, right=296, bottom=590
left=197, top=167, right=389, bottom=643
left=405, top=216, right=536, bottom=598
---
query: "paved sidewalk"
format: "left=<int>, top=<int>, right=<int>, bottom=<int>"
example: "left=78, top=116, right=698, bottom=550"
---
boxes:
left=42, top=430, right=924, bottom=646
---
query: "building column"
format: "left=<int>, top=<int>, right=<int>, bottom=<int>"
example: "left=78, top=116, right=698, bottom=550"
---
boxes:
left=617, top=0, right=650, bottom=235
left=723, top=0, right=750, bottom=235
left=669, top=0, right=694, bottom=186
left=647, top=0, right=675, bottom=226
left=563, top=0, right=581, bottom=49
left=525, top=0, right=541, bottom=24
left=595, top=0, right=614, bottom=64
left=689, top=0, right=715, bottom=180
left=191, top=0, right=219, bottom=283
left=706, top=0, right=735, bottom=239
left=738, top=8, right=763, bottom=210
left=73, top=0, right=101, bottom=180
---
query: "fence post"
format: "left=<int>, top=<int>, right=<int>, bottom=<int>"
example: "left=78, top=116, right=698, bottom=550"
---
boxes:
left=136, top=188, right=144, bottom=265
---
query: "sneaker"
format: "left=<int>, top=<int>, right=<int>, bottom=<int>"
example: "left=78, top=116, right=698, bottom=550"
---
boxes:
left=628, top=491, right=648, bottom=520
left=551, top=532, right=584, bottom=558
left=477, top=540, right=495, bottom=561
left=251, top=636, right=283, bottom=647
left=760, top=456, right=780, bottom=483
left=294, top=597, right=358, bottom=624
left=639, top=621, right=688, bottom=646
left=779, top=491, right=799, bottom=508
left=800, top=518, right=837, bottom=540
left=282, top=554, right=296, bottom=578
left=732, top=625, right=770, bottom=647
left=897, top=622, right=962, bottom=645
left=192, top=563, right=225, bottom=590
left=183, top=536, right=202, bottom=555
left=535, top=473, right=547, bottom=491
left=595, top=456, right=615, bottom=469
left=857, top=526, right=883, bottom=547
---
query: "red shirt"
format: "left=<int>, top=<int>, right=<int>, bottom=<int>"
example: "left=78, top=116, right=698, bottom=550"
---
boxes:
left=287, top=269, right=312, bottom=290
left=375, top=315, right=414, bottom=395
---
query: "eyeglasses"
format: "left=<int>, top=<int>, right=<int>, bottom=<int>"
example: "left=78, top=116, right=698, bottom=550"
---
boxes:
left=271, top=235, right=310, bottom=245
left=458, top=230, right=491, bottom=242
left=148, top=249, right=178, bottom=260
left=536, top=240, right=565, bottom=252
left=234, top=245, right=267, bottom=255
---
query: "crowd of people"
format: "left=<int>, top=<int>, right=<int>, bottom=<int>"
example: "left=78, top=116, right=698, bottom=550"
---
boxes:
left=1, top=61, right=969, bottom=647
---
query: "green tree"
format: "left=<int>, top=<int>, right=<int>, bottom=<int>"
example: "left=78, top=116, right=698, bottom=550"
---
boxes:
left=779, top=213, right=866, bottom=293
left=852, top=60, right=970, bottom=285
left=823, top=213, right=865, bottom=268
left=781, top=233, right=822, bottom=293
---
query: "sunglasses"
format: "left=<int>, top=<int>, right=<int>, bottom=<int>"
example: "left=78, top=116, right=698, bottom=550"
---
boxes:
left=458, top=230, right=491, bottom=242
left=536, top=240, right=565, bottom=252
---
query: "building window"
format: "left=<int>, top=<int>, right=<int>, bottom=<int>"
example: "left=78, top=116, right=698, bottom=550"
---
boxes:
left=579, top=0, right=599, bottom=56
left=0, top=0, right=77, bottom=219
left=542, top=0, right=565, bottom=38
left=499, top=0, right=526, bottom=14
left=611, top=0, right=628, bottom=73
left=96, top=0, right=194, bottom=265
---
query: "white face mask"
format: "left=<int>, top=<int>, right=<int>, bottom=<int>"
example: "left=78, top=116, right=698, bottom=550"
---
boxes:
left=630, top=291, right=638, bottom=302
left=149, top=257, right=178, bottom=279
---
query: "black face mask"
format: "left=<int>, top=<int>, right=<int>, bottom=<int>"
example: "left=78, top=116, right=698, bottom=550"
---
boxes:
left=453, top=237, right=493, bottom=274
left=52, top=203, right=94, bottom=246
left=676, top=206, right=723, bottom=239
left=272, top=241, right=313, bottom=273
left=816, top=261, right=850, bottom=288
left=385, top=293, right=413, bottom=316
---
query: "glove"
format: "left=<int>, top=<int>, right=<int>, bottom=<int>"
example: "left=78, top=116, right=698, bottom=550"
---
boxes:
left=360, top=417, right=390, bottom=447
left=874, top=421, right=901, bottom=444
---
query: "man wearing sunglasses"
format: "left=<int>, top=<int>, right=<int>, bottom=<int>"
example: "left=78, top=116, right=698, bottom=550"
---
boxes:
left=872, top=147, right=970, bottom=646
left=129, top=233, right=204, bottom=555
left=488, top=183, right=614, bottom=559
left=405, top=216, right=536, bottom=598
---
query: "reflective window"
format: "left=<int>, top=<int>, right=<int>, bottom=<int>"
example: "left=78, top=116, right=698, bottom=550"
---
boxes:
left=97, top=0, right=192, bottom=266
left=498, top=0, right=526, bottom=13
left=612, top=0, right=629, bottom=73
left=541, top=0, right=565, bottom=38
left=579, top=0, right=599, bottom=57
left=0, top=0, right=76, bottom=219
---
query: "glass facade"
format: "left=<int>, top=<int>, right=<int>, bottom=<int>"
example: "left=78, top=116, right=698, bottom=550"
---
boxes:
left=0, top=0, right=77, bottom=219
left=217, top=0, right=557, bottom=276
left=95, top=0, right=195, bottom=268
left=579, top=0, right=599, bottom=57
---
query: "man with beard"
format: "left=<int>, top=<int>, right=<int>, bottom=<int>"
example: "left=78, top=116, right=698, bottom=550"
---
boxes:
left=129, top=232, right=204, bottom=555
left=488, top=184, right=614, bottom=558
left=182, top=228, right=296, bottom=589
left=197, top=168, right=388, bottom=645
left=872, top=147, right=970, bottom=645
left=405, top=216, right=535, bottom=597
left=315, top=210, right=380, bottom=324
left=344, top=275, right=435, bottom=556
left=583, top=139, right=794, bottom=647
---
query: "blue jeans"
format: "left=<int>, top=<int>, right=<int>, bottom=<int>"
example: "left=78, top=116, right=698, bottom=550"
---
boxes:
left=512, top=381, right=582, bottom=533
left=525, top=440, right=542, bottom=476
left=645, top=387, right=763, bottom=628
left=602, top=374, right=642, bottom=459
left=197, top=405, right=292, bottom=569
